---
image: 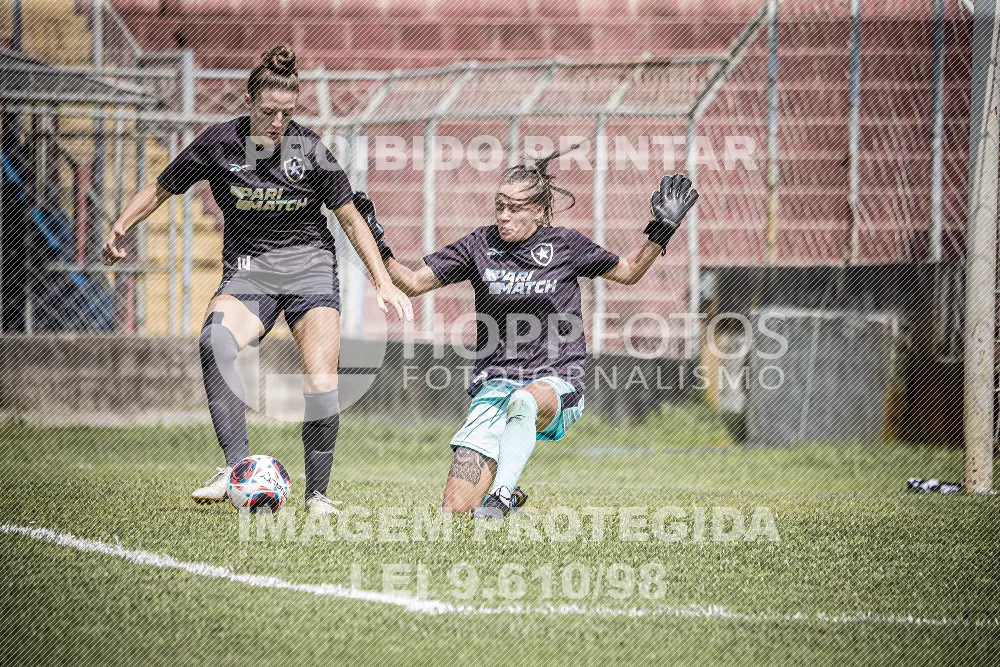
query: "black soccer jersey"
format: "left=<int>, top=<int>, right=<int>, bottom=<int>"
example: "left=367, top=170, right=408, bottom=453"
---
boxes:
left=157, top=116, right=353, bottom=274
left=423, top=225, right=620, bottom=392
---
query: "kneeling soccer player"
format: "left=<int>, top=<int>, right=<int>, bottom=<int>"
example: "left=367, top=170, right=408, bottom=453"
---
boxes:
left=359, top=147, right=698, bottom=518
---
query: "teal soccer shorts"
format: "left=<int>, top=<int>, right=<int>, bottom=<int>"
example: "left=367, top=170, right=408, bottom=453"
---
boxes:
left=448, top=376, right=584, bottom=461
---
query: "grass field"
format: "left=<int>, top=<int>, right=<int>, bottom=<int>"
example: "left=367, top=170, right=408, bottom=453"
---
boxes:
left=2, top=404, right=998, bottom=666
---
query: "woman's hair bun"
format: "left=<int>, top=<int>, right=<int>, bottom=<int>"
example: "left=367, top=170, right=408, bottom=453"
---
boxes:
left=247, top=44, right=299, bottom=100
left=262, top=45, right=297, bottom=77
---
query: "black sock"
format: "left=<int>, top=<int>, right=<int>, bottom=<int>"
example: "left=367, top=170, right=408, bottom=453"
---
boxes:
left=302, top=389, right=340, bottom=499
left=199, top=313, right=250, bottom=467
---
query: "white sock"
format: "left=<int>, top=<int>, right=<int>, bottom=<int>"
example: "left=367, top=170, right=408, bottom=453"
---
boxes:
left=491, top=389, right=538, bottom=493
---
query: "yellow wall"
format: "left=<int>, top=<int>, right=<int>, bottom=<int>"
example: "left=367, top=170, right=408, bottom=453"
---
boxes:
left=2, top=0, right=231, bottom=336
left=0, top=0, right=92, bottom=66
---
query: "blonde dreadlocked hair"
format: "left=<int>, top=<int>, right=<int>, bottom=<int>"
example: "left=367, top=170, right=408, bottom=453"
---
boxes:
left=497, top=143, right=583, bottom=225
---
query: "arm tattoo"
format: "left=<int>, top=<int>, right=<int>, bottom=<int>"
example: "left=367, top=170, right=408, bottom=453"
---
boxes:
left=448, top=447, right=487, bottom=484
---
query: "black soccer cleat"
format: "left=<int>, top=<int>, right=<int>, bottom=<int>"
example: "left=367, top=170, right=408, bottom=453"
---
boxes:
left=510, top=486, right=528, bottom=510
left=472, top=486, right=528, bottom=520
left=473, top=487, right=511, bottom=520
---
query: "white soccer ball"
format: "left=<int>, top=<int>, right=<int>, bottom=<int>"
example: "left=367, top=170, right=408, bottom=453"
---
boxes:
left=227, top=455, right=291, bottom=513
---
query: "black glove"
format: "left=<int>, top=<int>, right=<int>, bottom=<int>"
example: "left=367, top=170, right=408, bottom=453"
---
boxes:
left=354, top=191, right=393, bottom=261
left=645, top=174, right=699, bottom=255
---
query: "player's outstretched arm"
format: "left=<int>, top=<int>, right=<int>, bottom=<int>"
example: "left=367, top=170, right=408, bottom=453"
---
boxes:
left=603, top=173, right=699, bottom=285
left=384, top=261, right=443, bottom=298
left=351, top=191, right=442, bottom=298
left=602, top=240, right=664, bottom=285
left=333, top=200, right=413, bottom=321
left=102, top=183, right=172, bottom=266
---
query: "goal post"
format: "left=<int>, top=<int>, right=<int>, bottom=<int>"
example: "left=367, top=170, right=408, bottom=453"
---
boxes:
left=963, top=0, right=1000, bottom=493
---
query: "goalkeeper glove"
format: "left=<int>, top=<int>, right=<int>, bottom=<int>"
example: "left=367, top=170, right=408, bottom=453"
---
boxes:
left=644, top=173, right=699, bottom=255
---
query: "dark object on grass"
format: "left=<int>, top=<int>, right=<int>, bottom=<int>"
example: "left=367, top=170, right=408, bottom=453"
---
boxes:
left=907, top=477, right=963, bottom=494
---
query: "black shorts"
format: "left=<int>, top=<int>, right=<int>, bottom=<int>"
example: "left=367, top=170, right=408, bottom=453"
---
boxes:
left=213, top=273, right=341, bottom=335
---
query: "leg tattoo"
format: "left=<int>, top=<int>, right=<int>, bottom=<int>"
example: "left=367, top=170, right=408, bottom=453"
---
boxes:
left=449, top=447, right=487, bottom=484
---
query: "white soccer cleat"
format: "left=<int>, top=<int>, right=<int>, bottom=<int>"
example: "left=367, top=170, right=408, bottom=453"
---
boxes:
left=191, top=466, right=232, bottom=504
left=305, top=491, right=343, bottom=516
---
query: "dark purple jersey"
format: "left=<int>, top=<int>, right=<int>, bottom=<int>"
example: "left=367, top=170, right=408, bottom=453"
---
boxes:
left=424, top=225, right=620, bottom=393
left=157, top=116, right=353, bottom=274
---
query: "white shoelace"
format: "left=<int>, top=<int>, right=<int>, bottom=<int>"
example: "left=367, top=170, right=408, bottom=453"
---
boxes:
left=203, top=467, right=229, bottom=486
left=307, top=492, right=343, bottom=509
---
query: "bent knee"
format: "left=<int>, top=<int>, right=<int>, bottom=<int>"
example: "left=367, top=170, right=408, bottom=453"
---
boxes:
left=442, top=482, right=486, bottom=514
left=302, top=374, right=339, bottom=394
left=506, top=389, right=537, bottom=416
left=442, top=495, right=481, bottom=514
left=199, top=323, right=240, bottom=364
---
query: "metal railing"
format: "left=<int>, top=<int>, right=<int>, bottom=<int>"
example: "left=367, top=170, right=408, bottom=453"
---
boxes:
left=8, top=0, right=969, bottom=357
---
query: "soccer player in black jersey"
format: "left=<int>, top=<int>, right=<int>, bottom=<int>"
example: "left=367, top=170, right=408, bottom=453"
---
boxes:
left=361, top=146, right=698, bottom=518
left=103, top=45, right=412, bottom=515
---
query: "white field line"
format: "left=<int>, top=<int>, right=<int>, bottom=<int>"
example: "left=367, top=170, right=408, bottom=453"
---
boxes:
left=3, top=523, right=996, bottom=628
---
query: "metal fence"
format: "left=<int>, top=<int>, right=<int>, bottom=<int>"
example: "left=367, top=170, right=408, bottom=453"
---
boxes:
left=0, top=0, right=972, bottom=357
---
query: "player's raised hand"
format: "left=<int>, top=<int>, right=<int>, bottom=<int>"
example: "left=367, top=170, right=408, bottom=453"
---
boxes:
left=650, top=173, right=699, bottom=228
left=102, top=225, right=128, bottom=266
left=376, top=282, right=413, bottom=322
left=645, top=174, right=700, bottom=254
